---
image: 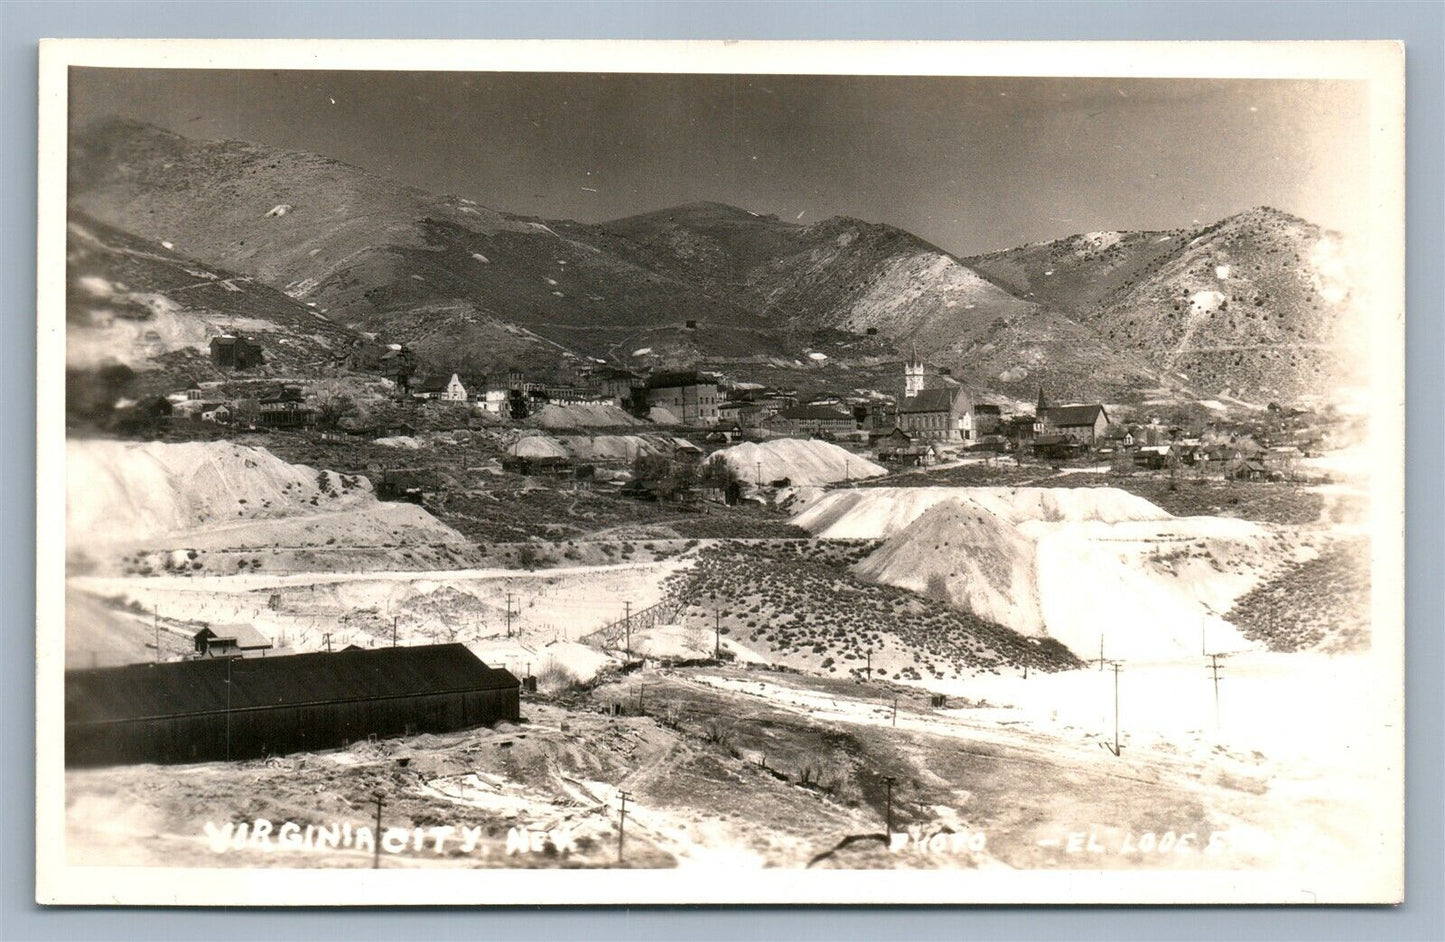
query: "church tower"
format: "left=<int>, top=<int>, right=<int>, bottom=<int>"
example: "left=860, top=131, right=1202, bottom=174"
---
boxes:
left=904, top=350, right=926, bottom=399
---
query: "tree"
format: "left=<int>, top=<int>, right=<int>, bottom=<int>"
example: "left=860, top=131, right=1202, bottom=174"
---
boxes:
left=631, top=454, right=696, bottom=502
left=698, top=454, right=739, bottom=488
left=311, top=381, right=358, bottom=430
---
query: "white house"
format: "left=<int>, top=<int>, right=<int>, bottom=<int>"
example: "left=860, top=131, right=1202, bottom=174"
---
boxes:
left=200, top=404, right=231, bottom=424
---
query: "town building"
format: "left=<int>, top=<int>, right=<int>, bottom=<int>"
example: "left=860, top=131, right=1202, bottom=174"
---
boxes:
left=762, top=404, right=856, bottom=438
left=257, top=387, right=312, bottom=428
left=193, top=624, right=273, bottom=658
left=897, top=387, right=975, bottom=442
left=645, top=371, right=720, bottom=426
left=209, top=334, right=264, bottom=371
left=199, top=404, right=231, bottom=424
left=896, top=356, right=975, bottom=442
left=64, top=644, right=521, bottom=767
left=411, top=374, right=466, bottom=401
left=875, top=427, right=938, bottom=466
left=1035, top=390, right=1111, bottom=444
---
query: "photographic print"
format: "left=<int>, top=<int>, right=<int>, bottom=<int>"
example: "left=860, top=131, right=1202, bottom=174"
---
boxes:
left=36, top=40, right=1405, bottom=905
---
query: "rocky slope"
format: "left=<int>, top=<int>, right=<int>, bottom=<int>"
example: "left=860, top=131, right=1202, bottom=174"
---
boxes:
left=966, top=208, right=1361, bottom=400
left=66, top=210, right=361, bottom=384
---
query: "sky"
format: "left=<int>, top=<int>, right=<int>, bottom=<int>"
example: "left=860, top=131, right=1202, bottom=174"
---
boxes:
left=69, top=68, right=1371, bottom=256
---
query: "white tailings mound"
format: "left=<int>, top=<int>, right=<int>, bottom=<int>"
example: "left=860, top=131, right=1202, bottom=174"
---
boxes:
left=529, top=402, right=644, bottom=429
left=67, top=438, right=464, bottom=552
left=713, top=439, right=887, bottom=487
left=838, top=487, right=1297, bottom=659
left=793, top=485, right=1168, bottom=540
left=855, top=499, right=1046, bottom=633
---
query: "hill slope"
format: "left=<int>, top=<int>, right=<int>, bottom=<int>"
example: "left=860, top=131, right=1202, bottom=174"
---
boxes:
left=66, top=210, right=361, bottom=383
left=966, top=209, right=1362, bottom=400
left=69, top=121, right=1354, bottom=400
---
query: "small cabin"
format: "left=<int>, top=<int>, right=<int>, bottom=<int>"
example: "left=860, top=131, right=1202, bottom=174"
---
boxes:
left=194, top=624, right=273, bottom=658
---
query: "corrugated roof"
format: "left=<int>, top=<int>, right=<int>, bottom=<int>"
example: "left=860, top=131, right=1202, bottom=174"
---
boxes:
left=66, top=643, right=517, bottom=724
left=1041, top=404, right=1108, bottom=427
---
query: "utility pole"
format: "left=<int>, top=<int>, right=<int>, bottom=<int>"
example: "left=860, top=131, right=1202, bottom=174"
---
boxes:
left=372, top=793, right=385, bottom=869
left=714, top=606, right=721, bottom=660
left=755, top=460, right=762, bottom=487
left=392, top=615, right=398, bottom=648
left=322, top=632, right=333, bottom=653
left=1207, top=653, right=1225, bottom=729
left=153, top=608, right=160, bottom=663
left=881, top=775, right=896, bottom=835
left=1102, top=661, right=1123, bottom=756
left=624, top=601, right=632, bottom=658
left=1099, top=634, right=1105, bottom=672
left=891, top=697, right=898, bottom=727
left=865, top=648, right=872, bottom=682
left=505, top=592, right=516, bottom=639
left=617, top=790, right=631, bottom=863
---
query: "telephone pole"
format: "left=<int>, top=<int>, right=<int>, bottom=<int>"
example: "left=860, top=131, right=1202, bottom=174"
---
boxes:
left=891, top=697, right=898, bottom=727
left=372, top=793, right=385, bottom=869
left=505, top=592, right=516, bottom=639
left=322, top=632, right=333, bottom=653
left=617, top=790, right=631, bottom=863
left=1102, top=661, right=1123, bottom=756
left=1207, top=653, right=1225, bottom=729
left=714, top=606, right=722, bottom=660
left=391, top=615, right=398, bottom=647
left=865, top=648, right=872, bottom=682
left=624, top=601, right=632, bottom=658
left=153, top=608, right=161, bottom=663
left=881, top=775, right=896, bottom=835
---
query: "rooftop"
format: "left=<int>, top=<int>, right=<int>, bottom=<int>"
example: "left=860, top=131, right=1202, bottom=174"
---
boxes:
left=66, top=644, right=518, bottom=724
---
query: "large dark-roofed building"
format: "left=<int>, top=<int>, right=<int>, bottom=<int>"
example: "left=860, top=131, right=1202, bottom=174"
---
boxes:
left=65, top=643, right=520, bottom=767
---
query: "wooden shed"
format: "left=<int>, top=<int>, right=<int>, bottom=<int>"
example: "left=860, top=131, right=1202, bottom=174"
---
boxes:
left=65, top=643, right=520, bottom=767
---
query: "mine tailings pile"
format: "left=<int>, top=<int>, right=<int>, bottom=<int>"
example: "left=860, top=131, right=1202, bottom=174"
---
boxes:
left=796, top=486, right=1305, bottom=661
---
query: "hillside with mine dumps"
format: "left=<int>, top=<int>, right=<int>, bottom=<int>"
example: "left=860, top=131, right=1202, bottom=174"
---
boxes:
left=66, top=211, right=360, bottom=384
left=812, top=487, right=1319, bottom=659
left=67, top=438, right=476, bottom=575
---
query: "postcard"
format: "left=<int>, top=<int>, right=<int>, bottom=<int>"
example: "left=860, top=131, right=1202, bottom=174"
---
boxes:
left=37, top=39, right=1405, bottom=905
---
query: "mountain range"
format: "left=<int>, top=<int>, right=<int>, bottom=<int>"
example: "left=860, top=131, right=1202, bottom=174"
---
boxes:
left=66, top=118, right=1361, bottom=403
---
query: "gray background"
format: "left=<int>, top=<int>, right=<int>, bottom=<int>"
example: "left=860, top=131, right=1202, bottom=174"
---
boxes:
left=2, top=2, right=1440, bottom=940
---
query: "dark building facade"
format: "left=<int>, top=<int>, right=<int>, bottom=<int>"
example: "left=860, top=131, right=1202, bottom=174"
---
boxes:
left=65, top=644, right=520, bottom=767
left=209, top=335, right=264, bottom=370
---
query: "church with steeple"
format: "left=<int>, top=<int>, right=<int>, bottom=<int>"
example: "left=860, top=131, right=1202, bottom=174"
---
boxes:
left=895, top=351, right=975, bottom=442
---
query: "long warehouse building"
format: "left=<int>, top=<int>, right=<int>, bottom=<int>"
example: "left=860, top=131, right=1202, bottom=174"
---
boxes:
left=65, top=643, right=520, bottom=767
